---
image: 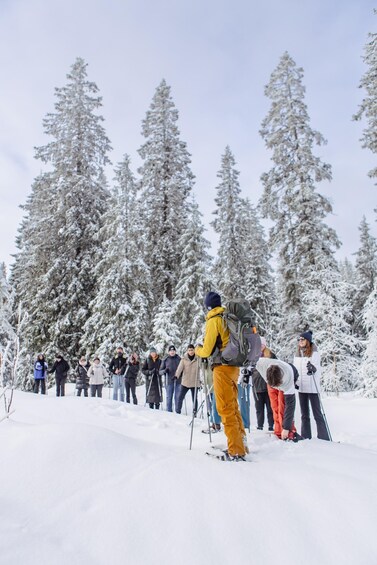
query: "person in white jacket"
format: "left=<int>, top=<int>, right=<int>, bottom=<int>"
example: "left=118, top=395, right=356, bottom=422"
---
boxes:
left=88, top=357, right=107, bottom=398
left=293, top=331, right=330, bottom=441
left=255, top=357, right=300, bottom=441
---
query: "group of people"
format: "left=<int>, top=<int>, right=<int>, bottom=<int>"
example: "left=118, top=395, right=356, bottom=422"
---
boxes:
left=33, top=347, right=140, bottom=402
left=194, top=291, right=330, bottom=461
left=32, top=290, right=330, bottom=462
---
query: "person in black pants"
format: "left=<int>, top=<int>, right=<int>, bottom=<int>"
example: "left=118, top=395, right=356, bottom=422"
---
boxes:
left=49, top=354, right=69, bottom=397
left=125, top=353, right=139, bottom=404
left=293, top=331, right=330, bottom=441
left=142, top=348, right=162, bottom=409
left=251, top=337, right=275, bottom=431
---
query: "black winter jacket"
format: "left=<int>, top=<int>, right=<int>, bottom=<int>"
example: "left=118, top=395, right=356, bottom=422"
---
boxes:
left=109, top=355, right=128, bottom=375
left=49, top=358, right=69, bottom=379
left=142, top=356, right=162, bottom=403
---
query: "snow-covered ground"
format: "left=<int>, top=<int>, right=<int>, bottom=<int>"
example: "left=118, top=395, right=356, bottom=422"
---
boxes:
left=1, top=386, right=376, bottom=565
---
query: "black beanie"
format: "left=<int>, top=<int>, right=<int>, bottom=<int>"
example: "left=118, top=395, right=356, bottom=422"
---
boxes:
left=204, top=291, right=221, bottom=310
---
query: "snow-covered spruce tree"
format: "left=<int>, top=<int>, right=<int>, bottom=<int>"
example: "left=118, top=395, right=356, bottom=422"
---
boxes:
left=353, top=13, right=377, bottom=182
left=353, top=216, right=377, bottom=336
left=82, top=155, right=152, bottom=359
left=150, top=297, right=181, bottom=355
left=12, top=58, right=111, bottom=368
left=260, top=52, right=340, bottom=342
left=0, top=263, right=15, bottom=386
left=339, top=258, right=357, bottom=286
left=302, top=266, right=361, bottom=394
left=238, top=197, right=276, bottom=337
left=170, top=196, right=212, bottom=345
left=360, top=288, right=377, bottom=397
left=211, top=146, right=246, bottom=301
left=138, top=80, right=194, bottom=308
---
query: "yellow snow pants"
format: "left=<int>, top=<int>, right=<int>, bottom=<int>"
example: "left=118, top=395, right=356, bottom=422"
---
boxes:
left=213, top=365, right=246, bottom=456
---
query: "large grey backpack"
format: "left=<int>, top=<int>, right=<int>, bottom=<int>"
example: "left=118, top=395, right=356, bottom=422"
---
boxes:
left=220, top=299, right=261, bottom=367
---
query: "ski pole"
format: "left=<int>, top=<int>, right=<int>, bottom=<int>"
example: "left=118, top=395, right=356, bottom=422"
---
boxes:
left=189, top=360, right=201, bottom=450
left=312, top=375, right=333, bottom=442
left=157, top=374, right=163, bottom=410
left=144, top=372, right=154, bottom=407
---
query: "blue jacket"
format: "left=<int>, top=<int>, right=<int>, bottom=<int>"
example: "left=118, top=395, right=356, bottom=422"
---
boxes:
left=34, top=361, right=48, bottom=380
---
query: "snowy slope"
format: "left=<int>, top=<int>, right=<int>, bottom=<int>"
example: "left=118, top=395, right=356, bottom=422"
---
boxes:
left=0, top=388, right=376, bottom=565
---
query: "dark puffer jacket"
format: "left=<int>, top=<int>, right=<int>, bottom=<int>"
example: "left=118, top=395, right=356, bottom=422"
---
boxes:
left=76, top=362, right=90, bottom=390
left=142, top=356, right=162, bottom=403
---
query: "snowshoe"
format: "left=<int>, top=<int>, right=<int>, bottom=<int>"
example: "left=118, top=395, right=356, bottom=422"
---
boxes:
left=206, top=448, right=247, bottom=462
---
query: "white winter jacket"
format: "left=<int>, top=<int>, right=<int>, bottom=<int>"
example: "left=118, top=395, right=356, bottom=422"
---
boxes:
left=255, top=358, right=296, bottom=395
left=88, top=363, right=107, bottom=385
left=293, top=349, right=321, bottom=394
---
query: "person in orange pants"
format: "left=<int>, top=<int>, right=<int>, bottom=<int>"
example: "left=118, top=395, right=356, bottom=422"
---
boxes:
left=195, top=292, right=247, bottom=460
left=255, top=357, right=300, bottom=441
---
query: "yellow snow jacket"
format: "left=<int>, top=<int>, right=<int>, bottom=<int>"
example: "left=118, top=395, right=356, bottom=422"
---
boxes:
left=195, top=306, right=229, bottom=361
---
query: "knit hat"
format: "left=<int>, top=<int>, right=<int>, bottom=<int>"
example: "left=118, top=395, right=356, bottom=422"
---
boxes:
left=299, top=331, right=313, bottom=344
left=204, top=291, right=221, bottom=310
left=149, top=347, right=157, bottom=354
left=168, top=345, right=176, bottom=352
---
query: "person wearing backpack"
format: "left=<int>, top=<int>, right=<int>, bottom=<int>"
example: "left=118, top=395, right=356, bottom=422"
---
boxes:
left=195, top=292, right=248, bottom=461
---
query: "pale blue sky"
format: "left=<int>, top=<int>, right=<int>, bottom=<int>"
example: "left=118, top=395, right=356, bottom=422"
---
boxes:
left=0, top=0, right=375, bottom=268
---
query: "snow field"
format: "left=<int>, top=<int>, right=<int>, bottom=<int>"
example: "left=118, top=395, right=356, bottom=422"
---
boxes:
left=0, top=387, right=376, bottom=565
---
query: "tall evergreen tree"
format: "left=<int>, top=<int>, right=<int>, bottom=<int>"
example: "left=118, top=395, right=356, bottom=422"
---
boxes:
left=260, top=52, right=340, bottom=337
left=211, top=146, right=245, bottom=301
left=138, top=79, right=194, bottom=307
left=353, top=13, right=377, bottom=183
left=302, top=267, right=361, bottom=393
left=0, top=263, right=15, bottom=385
left=82, top=155, right=151, bottom=358
left=238, top=198, right=275, bottom=335
left=150, top=297, right=181, bottom=355
left=360, top=288, right=377, bottom=397
left=12, top=58, right=111, bottom=364
left=353, top=216, right=377, bottom=336
left=171, top=197, right=212, bottom=344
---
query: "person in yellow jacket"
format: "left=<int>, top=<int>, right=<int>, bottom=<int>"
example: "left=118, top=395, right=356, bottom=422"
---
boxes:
left=195, top=291, right=247, bottom=461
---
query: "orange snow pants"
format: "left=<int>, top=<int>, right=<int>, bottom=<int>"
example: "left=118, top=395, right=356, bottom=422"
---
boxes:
left=267, top=386, right=296, bottom=439
left=213, top=365, right=246, bottom=456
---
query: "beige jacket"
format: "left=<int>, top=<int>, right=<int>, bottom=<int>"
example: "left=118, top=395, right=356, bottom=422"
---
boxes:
left=175, top=354, right=199, bottom=388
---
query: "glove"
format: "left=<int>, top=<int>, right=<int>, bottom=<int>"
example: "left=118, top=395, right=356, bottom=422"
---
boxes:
left=240, top=368, right=250, bottom=388
left=307, top=362, right=317, bottom=376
